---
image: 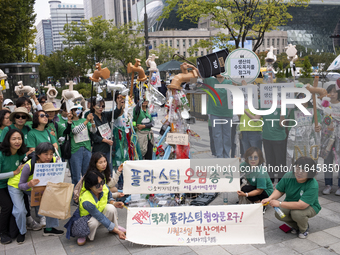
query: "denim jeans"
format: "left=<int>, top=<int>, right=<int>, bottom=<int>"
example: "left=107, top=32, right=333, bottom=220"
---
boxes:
left=69, top=147, right=92, bottom=185
left=210, top=115, right=232, bottom=158
left=324, top=148, right=340, bottom=187
left=8, top=186, right=59, bottom=235
left=241, top=131, right=263, bottom=153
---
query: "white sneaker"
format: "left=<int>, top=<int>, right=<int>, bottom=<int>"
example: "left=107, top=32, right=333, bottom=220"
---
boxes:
left=26, top=216, right=42, bottom=231
left=40, top=216, right=46, bottom=227
left=298, top=231, right=309, bottom=239
left=335, top=188, right=340, bottom=196
left=323, top=185, right=332, bottom=195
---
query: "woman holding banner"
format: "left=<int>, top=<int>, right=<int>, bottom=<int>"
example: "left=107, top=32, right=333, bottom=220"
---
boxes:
left=9, top=142, right=64, bottom=244
left=262, top=157, right=321, bottom=239
left=0, top=129, right=27, bottom=244
left=76, top=170, right=126, bottom=246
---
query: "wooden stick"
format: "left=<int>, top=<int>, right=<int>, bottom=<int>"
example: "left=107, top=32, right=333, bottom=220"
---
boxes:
left=312, top=76, right=319, bottom=128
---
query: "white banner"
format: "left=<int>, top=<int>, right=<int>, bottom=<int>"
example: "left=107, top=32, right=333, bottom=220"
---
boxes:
left=123, top=159, right=240, bottom=194
left=33, top=162, right=67, bottom=186
left=260, top=83, right=295, bottom=108
left=126, top=204, right=265, bottom=245
left=227, top=85, right=258, bottom=109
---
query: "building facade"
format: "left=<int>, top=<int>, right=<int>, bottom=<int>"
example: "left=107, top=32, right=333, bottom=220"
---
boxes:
left=253, top=31, right=288, bottom=55
left=49, top=0, right=84, bottom=52
left=35, top=19, right=54, bottom=56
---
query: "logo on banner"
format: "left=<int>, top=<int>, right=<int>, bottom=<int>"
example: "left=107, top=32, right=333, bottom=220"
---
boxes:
left=199, top=83, right=222, bottom=106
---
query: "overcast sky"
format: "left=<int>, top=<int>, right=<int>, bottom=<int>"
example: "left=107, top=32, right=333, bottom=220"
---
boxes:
left=34, top=0, right=84, bottom=26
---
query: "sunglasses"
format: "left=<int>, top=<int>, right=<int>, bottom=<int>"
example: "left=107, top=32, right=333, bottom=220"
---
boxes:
left=95, top=180, right=105, bottom=189
left=95, top=105, right=105, bottom=109
left=40, top=101, right=46, bottom=104
left=15, top=115, right=27, bottom=120
left=248, top=156, right=259, bottom=161
left=39, top=114, right=49, bottom=118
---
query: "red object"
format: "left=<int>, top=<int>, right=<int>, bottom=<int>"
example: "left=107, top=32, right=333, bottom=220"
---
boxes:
left=279, top=224, right=292, bottom=233
left=175, top=144, right=190, bottom=159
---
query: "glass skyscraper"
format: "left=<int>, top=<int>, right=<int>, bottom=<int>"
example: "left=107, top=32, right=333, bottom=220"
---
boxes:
left=36, top=19, right=54, bottom=56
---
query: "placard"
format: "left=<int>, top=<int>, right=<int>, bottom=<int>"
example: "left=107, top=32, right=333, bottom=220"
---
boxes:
left=98, top=123, right=112, bottom=139
left=227, top=85, right=258, bottom=109
left=260, top=83, right=295, bottom=108
left=331, top=103, right=340, bottom=121
left=74, top=126, right=90, bottom=143
left=126, top=204, right=265, bottom=245
left=30, top=186, right=46, bottom=206
left=123, top=159, right=240, bottom=194
left=33, top=162, right=66, bottom=186
left=166, top=133, right=189, bottom=145
left=294, top=108, right=313, bottom=126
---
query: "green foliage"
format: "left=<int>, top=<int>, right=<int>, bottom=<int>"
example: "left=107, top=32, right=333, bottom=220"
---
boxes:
left=256, top=52, right=267, bottom=67
left=300, top=57, right=312, bottom=78
left=0, top=0, right=37, bottom=63
left=276, top=62, right=285, bottom=79
left=149, top=44, right=176, bottom=65
left=161, top=0, right=309, bottom=52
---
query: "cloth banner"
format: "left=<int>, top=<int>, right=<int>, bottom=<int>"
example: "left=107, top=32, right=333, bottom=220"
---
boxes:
left=123, top=158, right=240, bottom=194
left=126, top=204, right=265, bottom=245
left=33, top=162, right=66, bottom=186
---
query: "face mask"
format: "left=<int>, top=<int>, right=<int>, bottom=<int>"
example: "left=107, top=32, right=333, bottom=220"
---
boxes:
left=62, top=116, right=68, bottom=121
left=75, top=109, right=82, bottom=117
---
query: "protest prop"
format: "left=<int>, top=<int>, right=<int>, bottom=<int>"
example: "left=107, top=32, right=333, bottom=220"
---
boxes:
left=126, top=204, right=265, bottom=245
left=30, top=186, right=46, bottom=206
left=123, top=158, right=240, bottom=194
left=260, top=83, right=295, bottom=108
left=32, top=162, right=66, bottom=186
left=39, top=182, right=73, bottom=220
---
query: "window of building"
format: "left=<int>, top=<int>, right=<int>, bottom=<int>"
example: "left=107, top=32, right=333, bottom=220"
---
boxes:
left=170, top=40, right=172, bottom=47
left=189, top=39, right=192, bottom=47
left=272, top=39, right=275, bottom=46
left=153, top=41, right=156, bottom=49
left=161, top=40, right=163, bottom=45
left=183, top=51, right=186, bottom=57
left=183, top=39, right=186, bottom=47
left=277, top=38, right=280, bottom=46
left=277, top=49, right=280, bottom=54
left=201, top=51, right=204, bottom=56
left=177, top=51, right=180, bottom=55
left=195, top=52, right=198, bottom=56
left=165, top=40, right=168, bottom=46
left=267, top=39, right=270, bottom=46
left=195, top=39, right=198, bottom=44
left=177, top=39, right=179, bottom=47
left=282, top=39, right=285, bottom=46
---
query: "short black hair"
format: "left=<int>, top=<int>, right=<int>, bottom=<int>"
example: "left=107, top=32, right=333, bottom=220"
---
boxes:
left=326, top=84, right=340, bottom=100
left=32, top=110, right=48, bottom=129
left=0, top=109, right=11, bottom=127
left=84, top=170, right=105, bottom=190
left=293, top=156, right=317, bottom=180
left=0, top=129, right=28, bottom=156
left=16, top=97, right=32, bottom=108
left=90, top=98, right=105, bottom=113
left=115, top=91, right=121, bottom=103
left=36, top=142, right=54, bottom=157
left=71, top=108, right=83, bottom=119
left=60, top=102, right=67, bottom=112
left=244, top=147, right=265, bottom=166
left=38, top=95, right=47, bottom=104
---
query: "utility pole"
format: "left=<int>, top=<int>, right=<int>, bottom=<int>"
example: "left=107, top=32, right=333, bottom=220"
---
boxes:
left=144, top=0, right=149, bottom=59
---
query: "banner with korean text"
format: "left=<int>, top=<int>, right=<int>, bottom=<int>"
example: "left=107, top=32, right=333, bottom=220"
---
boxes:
left=123, top=158, right=240, bottom=194
left=126, top=204, right=265, bottom=245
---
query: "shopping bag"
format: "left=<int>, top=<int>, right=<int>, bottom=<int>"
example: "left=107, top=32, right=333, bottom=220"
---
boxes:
left=30, top=186, right=46, bottom=206
left=38, top=182, right=74, bottom=220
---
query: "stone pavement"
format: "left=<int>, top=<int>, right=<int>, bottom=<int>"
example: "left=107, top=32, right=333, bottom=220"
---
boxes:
left=2, top=118, right=340, bottom=255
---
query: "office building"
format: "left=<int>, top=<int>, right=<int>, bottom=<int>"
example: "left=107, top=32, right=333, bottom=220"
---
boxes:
left=35, top=19, right=54, bottom=56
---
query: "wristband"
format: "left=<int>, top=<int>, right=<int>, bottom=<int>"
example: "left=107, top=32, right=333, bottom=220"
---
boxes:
left=246, top=193, right=248, bottom=197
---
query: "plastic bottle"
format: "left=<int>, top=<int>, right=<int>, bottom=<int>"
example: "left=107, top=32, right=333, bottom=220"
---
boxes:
left=223, top=192, right=228, bottom=205
left=274, top=207, right=286, bottom=218
left=150, top=72, right=157, bottom=85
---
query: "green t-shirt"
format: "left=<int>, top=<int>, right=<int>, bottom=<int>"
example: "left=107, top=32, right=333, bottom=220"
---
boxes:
left=261, top=107, right=286, bottom=141
left=133, top=108, right=153, bottom=131
left=240, top=162, right=273, bottom=196
left=27, top=128, right=57, bottom=148
left=0, top=124, right=30, bottom=145
left=204, top=77, right=233, bottom=117
left=70, top=119, right=92, bottom=154
left=276, top=171, right=321, bottom=214
left=0, top=151, right=25, bottom=189
left=0, top=128, right=3, bottom=138
left=25, top=121, right=33, bottom=129
left=57, top=114, right=68, bottom=128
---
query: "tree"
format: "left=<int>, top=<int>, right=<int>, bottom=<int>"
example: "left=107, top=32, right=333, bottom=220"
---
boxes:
left=149, top=44, right=176, bottom=65
left=0, top=0, right=36, bottom=63
left=161, top=0, right=309, bottom=52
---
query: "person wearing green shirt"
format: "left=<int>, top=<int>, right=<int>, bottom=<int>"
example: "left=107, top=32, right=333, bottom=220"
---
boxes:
left=15, top=95, right=43, bottom=129
left=27, top=110, right=58, bottom=156
left=245, top=107, right=286, bottom=183
left=262, top=156, right=321, bottom=239
left=67, top=103, right=97, bottom=185
left=237, top=147, right=273, bottom=208
left=204, top=75, right=233, bottom=158
left=57, top=102, right=69, bottom=128
left=0, top=109, right=11, bottom=138
left=0, top=107, right=32, bottom=145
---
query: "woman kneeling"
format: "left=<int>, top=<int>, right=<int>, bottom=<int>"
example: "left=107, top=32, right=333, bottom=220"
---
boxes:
left=262, top=157, right=321, bottom=239
left=76, top=170, right=126, bottom=246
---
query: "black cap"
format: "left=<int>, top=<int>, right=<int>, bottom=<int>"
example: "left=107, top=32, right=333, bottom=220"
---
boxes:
left=86, top=96, right=96, bottom=102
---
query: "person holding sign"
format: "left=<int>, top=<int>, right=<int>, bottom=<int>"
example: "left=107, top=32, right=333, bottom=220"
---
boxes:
left=237, top=147, right=273, bottom=209
left=0, top=129, right=27, bottom=244
left=262, top=157, right=321, bottom=239
left=26, top=110, right=59, bottom=156
left=76, top=170, right=126, bottom=246
left=67, top=103, right=97, bottom=185
left=9, top=142, right=64, bottom=242
left=89, top=97, right=123, bottom=172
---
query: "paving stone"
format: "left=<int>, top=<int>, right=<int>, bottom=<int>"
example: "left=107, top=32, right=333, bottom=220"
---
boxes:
left=29, top=229, right=60, bottom=244
left=281, top=238, right=319, bottom=253
left=194, top=246, right=231, bottom=255
left=318, top=212, right=340, bottom=224
left=328, top=242, right=340, bottom=254
left=317, top=207, right=336, bottom=217
left=4, top=243, right=35, bottom=255
left=324, top=226, right=340, bottom=239
left=317, top=197, right=333, bottom=205
left=220, top=244, right=257, bottom=254
left=78, top=243, right=130, bottom=255
left=259, top=243, right=299, bottom=255
left=302, top=247, right=337, bottom=255
left=252, top=228, right=296, bottom=249
left=307, top=231, right=340, bottom=246
left=131, top=246, right=193, bottom=255
left=121, top=241, right=154, bottom=254
left=306, top=215, right=339, bottom=232
left=322, top=202, right=340, bottom=213
left=0, top=251, right=4, bottom=255
left=34, top=238, right=66, bottom=255
left=240, top=249, right=266, bottom=255
left=3, top=232, right=33, bottom=251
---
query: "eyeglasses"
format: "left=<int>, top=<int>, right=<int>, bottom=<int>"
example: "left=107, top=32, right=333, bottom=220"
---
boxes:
left=248, top=156, right=259, bottom=161
left=39, top=114, right=49, bottom=118
left=15, top=115, right=27, bottom=120
left=40, top=101, right=46, bottom=104
left=95, top=180, right=105, bottom=189
left=95, top=105, right=105, bottom=109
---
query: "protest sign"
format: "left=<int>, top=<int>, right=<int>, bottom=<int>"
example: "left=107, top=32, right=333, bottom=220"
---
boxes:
left=227, top=85, right=258, bottom=109
left=123, top=158, right=240, bottom=194
left=166, top=133, right=189, bottom=145
left=32, top=162, right=66, bottom=186
left=260, top=83, right=295, bottom=108
left=126, top=204, right=265, bottom=245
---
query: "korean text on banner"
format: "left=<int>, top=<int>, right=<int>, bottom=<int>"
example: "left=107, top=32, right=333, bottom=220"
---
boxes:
left=260, top=83, right=295, bottom=108
left=126, top=204, right=265, bottom=245
left=123, top=158, right=240, bottom=194
left=32, top=162, right=67, bottom=186
left=227, top=85, right=258, bottom=109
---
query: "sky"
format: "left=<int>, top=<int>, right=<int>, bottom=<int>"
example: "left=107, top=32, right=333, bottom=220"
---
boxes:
left=34, top=0, right=84, bottom=26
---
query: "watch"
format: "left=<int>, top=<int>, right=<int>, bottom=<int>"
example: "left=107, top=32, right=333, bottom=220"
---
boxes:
left=279, top=201, right=282, bottom=207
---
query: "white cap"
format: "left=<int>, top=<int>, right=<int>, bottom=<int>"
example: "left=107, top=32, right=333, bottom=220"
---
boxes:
left=3, top=99, right=13, bottom=106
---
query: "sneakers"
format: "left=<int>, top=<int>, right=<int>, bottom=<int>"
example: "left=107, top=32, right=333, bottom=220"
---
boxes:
left=298, top=224, right=309, bottom=239
left=335, top=187, right=340, bottom=196
left=40, top=216, right=46, bottom=226
left=0, top=233, right=12, bottom=244
left=26, top=216, right=43, bottom=231
left=77, top=237, right=87, bottom=246
left=17, top=233, right=25, bottom=244
left=43, top=228, right=64, bottom=236
left=290, top=228, right=298, bottom=235
left=323, top=185, right=332, bottom=195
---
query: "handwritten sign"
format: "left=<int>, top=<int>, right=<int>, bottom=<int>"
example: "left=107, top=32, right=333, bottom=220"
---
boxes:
left=166, top=133, right=189, bottom=145
left=227, top=85, right=258, bottom=109
left=33, top=162, right=66, bottom=186
left=74, top=126, right=90, bottom=143
left=331, top=103, right=340, bottom=121
left=260, top=83, right=295, bottom=108
left=294, top=108, right=313, bottom=126
left=123, top=159, right=240, bottom=194
left=98, top=123, right=112, bottom=139
left=126, top=204, right=265, bottom=245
